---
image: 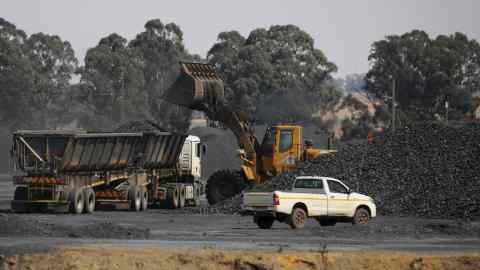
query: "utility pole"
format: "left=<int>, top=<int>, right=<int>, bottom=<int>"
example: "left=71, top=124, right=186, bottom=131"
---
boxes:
left=445, top=100, right=449, bottom=125
left=392, top=76, right=396, bottom=131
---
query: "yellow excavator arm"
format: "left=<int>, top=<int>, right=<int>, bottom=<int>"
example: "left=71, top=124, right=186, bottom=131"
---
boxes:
left=164, top=62, right=259, bottom=172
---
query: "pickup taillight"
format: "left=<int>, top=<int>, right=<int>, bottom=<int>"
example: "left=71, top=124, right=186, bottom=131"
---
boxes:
left=273, top=193, right=280, bottom=205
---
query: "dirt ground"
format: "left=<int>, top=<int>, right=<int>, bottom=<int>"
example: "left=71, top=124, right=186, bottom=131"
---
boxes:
left=1, top=175, right=480, bottom=269
left=2, top=247, right=480, bottom=270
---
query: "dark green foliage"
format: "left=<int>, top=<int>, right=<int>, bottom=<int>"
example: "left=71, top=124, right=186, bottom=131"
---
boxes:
left=207, top=25, right=340, bottom=123
left=366, top=30, right=480, bottom=121
left=129, top=19, right=196, bottom=132
left=79, top=33, right=146, bottom=129
left=0, top=18, right=77, bottom=130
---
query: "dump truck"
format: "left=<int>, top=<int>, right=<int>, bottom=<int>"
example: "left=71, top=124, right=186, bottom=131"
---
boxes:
left=163, top=62, right=336, bottom=205
left=10, top=129, right=205, bottom=213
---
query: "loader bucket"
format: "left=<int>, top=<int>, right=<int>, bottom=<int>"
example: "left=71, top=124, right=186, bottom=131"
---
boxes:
left=163, top=62, right=225, bottom=110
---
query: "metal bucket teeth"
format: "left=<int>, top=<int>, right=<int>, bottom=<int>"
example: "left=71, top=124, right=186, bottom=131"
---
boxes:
left=163, top=62, right=225, bottom=110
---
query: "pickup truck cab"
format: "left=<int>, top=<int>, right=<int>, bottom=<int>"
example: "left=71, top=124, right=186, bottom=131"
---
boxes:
left=242, top=176, right=376, bottom=229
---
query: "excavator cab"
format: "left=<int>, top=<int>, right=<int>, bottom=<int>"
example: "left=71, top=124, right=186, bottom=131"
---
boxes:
left=260, top=125, right=303, bottom=176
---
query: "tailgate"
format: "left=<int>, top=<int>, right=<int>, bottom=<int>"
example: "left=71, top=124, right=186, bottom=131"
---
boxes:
left=242, top=192, right=274, bottom=207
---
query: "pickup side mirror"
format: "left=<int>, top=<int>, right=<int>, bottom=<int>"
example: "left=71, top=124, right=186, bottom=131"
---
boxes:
left=347, top=188, right=353, bottom=194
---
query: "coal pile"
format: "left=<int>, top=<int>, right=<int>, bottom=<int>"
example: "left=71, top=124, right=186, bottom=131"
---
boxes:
left=210, top=122, right=480, bottom=220
left=115, top=120, right=167, bottom=133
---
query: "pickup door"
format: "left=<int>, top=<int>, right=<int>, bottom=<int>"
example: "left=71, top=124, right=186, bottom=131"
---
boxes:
left=291, top=178, right=328, bottom=216
left=326, top=179, right=352, bottom=216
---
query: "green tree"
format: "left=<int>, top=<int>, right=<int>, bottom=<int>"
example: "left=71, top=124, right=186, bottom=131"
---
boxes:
left=366, top=30, right=479, bottom=120
left=0, top=18, right=35, bottom=129
left=26, top=33, right=78, bottom=128
left=80, top=33, right=146, bottom=128
left=207, top=25, right=338, bottom=122
left=129, top=19, right=195, bottom=132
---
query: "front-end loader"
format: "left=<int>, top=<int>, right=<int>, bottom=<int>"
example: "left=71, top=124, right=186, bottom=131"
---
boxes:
left=164, top=62, right=335, bottom=205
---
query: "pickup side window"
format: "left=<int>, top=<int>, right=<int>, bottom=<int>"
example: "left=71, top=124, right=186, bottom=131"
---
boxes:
left=328, top=180, right=348, bottom=194
left=279, top=130, right=293, bottom=152
left=294, top=179, right=324, bottom=191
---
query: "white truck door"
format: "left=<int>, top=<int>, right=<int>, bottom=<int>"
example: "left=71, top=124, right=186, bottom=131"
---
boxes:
left=326, top=179, right=351, bottom=216
left=293, top=178, right=327, bottom=216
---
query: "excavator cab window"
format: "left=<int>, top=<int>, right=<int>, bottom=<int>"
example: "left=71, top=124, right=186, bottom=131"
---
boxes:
left=260, top=127, right=276, bottom=156
left=279, top=130, right=293, bottom=152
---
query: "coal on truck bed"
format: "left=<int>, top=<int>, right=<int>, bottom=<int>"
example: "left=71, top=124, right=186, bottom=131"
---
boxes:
left=9, top=129, right=205, bottom=214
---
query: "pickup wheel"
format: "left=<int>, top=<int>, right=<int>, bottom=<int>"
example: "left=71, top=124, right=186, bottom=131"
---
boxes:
left=256, top=217, right=274, bottom=229
left=353, top=207, right=370, bottom=225
left=289, top=207, right=307, bottom=229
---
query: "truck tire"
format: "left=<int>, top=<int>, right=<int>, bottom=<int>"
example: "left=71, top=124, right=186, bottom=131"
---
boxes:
left=193, top=186, right=201, bottom=207
left=289, top=207, right=307, bottom=229
left=206, top=169, right=248, bottom=205
left=83, top=187, right=95, bottom=214
left=140, top=186, right=148, bottom=211
left=128, top=185, right=142, bottom=212
left=179, top=185, right=186, bottom=208
left=12, top=186, right=29, bottom=213
left=353, top=207, right=370, bottom=225
left=69, top=188, right=84, bottom=214
left=167, top=186, right=179, bottom=209
left=256, top=217, right=274, bottom=229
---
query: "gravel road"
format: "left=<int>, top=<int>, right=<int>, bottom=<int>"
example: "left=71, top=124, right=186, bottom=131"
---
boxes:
left=1, top=174, right=480, bottom=254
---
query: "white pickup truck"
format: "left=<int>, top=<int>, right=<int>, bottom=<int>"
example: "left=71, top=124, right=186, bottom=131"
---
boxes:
left=242, top=176, right=376, bottom=229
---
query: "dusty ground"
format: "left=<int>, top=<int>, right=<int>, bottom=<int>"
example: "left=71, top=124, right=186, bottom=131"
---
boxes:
left=1, top=174, right=480, bottom=269
left=2, top=247, right=480, bottom=270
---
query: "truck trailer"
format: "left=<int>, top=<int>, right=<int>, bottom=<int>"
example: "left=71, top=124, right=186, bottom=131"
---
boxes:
left=10, top=130, right=205, bottom=214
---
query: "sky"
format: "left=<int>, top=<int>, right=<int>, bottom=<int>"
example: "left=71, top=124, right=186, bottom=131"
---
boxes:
left=1, top=0, right=478, bottom=77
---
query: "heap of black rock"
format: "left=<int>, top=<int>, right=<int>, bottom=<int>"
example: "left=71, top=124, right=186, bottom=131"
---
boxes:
left=208, top=122, right=480, bottom=220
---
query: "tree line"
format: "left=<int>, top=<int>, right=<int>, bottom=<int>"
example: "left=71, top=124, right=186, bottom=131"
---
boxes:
left=1, top=17, right=479, bottom=133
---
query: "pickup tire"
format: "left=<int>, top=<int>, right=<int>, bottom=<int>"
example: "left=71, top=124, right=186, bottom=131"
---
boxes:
left=289, top=207, right=307, bottom=229
left=353, top=207, right=370, bottom=225
left=256, top=217, right=274, bottom=229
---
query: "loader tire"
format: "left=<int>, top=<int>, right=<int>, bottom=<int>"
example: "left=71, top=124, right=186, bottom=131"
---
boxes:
left=206, top=169, right=248, bottom=205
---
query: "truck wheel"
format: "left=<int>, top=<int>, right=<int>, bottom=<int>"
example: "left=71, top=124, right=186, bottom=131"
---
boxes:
left=128, top=186, right=142, bottom=212
left=140, top=186, right=148, bottom=211
left=179, top=185, right=186, bottom=208
left=256, top=217, right=274, bottom=229
left=353, top=207, right=370, bottom=225
left=206, top=169, right=248, bottom=205
left=168, top=187, right=179, bottom=209
left=289, top=207, right=307, bottom=229
left=83, top=188, right=95, bottom=214
left=317, top=218, right=336, bottom=227
left=69, top=188, right=84, bottom=214
left=193, top=186, right=201, bottom=207
left=12, top=186, right=29, bottom=213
